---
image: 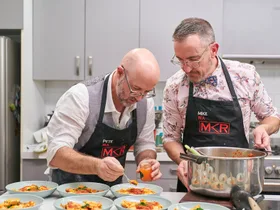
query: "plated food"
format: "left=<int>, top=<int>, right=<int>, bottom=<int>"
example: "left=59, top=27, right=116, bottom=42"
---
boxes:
left=54, top=195, right=113, bottom=210
left=111, top=183, right=163, bottom=198
left=114, top=195, right=172, bottom=210
left=6, top=181, right=58, bottom=198
left=65, top=185, right=103, bottom=194
left=121, top=199, right=163, bottom=210
left=57, top=182, right=110, bottom=197
left=0, top=198, right=35, bottom=209
left=0, top=194, right=44, bottom=210
left=116, top=187, right=155, bottom=195
left=168, top=202, right=230, bottom=210
left=17, top=184, right=49, bottom=192
left=60, top=200, right=102, bottom=210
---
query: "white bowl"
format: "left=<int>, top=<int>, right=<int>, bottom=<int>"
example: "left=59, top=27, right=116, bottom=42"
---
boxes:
left=6, top=181, right=58, bottom=198
left=54, top=195, right=113, bottom=210
left=114, top=195, right=172, bottom=210
left=0, top=194, right=44, bottom=210
left=110, top=183, right=163, bottom=198
left=57, top=182, right=110, bottom=197
left=168, top=202, right=230, bottom=210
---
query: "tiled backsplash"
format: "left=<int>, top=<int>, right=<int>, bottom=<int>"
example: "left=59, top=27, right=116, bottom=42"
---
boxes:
left=44, top=63, right=280, bottom=137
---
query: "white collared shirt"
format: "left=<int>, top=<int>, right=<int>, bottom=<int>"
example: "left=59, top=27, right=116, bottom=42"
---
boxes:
left=46, top=73, right=156, bottom=167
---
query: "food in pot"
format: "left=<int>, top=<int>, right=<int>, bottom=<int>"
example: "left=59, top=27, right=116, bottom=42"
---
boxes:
left=201, top=178, right=210, bottom=188
left=17, top=184, right=49, bottom=192
left=209, top=173, right=219, bottom=183
left=60, top=201, right=102, bottom=210
left=193, top=169, right=202, bottom=178
left=121, top=199, right=163, bottom=210
left=0, top=198, right=35, bottom=209
left=116, top=187, right=155, bottom=195
left=206, top=165, right=214, bottom=176
left=191, top=178, right=201, bottom=187
left=236, top=173, right=246, bottom=184
left=227, top=177, right=237, bottom=186
left=211, top=181, right=226, bottom=191
left=219, top=173, right=228, bottom=183
left=65, top=185, right=103, bottom=194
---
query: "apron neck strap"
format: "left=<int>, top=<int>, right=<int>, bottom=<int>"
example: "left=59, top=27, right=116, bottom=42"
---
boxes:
left=98, top=74, right=110, bottom=123
left=188, top=57, right=238, bottom=102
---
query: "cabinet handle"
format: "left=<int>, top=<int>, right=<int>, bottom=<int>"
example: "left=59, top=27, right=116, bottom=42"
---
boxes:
left=169, top=185, right=177, bottom=192
left=75, top=56, right=80, bottom=76
left=170, top=168, right=177, bottom=174
left=88, top=56, right=93, bottom=76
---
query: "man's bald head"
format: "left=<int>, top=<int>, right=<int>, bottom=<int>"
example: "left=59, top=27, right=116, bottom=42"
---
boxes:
left=121, top=48, right=160, bottom=90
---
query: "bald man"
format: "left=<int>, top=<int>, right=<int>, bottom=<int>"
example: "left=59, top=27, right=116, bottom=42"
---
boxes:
left=47, top=48, right=162, bottom=185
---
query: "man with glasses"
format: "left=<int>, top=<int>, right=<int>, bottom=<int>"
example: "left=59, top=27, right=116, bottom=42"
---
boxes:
left=46, top=48, right=162, bottom=185
left=162, top=18, right=280, bottom=192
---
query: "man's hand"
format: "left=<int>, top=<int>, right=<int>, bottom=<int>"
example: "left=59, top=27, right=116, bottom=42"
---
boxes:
left=137, top=159, right=162, bottom=181
left=177, top=160, right=189, bottom=190
left=95, top=157, right=124, bottom=182
left=253, top=125, right=271, bottom=151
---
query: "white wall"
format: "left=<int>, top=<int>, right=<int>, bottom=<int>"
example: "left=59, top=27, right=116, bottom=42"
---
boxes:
left=21, top=0, right=45, bottom=146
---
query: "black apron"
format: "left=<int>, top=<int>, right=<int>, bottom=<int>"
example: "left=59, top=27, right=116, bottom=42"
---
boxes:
left=52, top=74, right=138, bottom=186
left=177, top=58, right=248, bottom=192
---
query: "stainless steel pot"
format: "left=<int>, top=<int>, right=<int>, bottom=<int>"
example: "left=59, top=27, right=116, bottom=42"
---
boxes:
left=180, top=147, right=267, bottom=198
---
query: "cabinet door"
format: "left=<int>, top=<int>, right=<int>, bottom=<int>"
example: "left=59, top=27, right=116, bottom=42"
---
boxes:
left=223, top=0, right=280, bottom=55
left=85, top=0, right=139, bottom=79
left=33, top=0, right=85, bottom=80
left=140, top=0, right=223, bottom=81
left=0, top=0, right=23, bottom=29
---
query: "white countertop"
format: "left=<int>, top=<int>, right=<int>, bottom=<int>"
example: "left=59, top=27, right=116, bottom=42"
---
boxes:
left=21, top=151, right=173, bottom=162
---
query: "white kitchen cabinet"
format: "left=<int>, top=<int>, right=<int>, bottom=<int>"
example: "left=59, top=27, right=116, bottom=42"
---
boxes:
left=140, top=0, right=223, bottom=81
left=33, top=0, right=139, bottom=80
left=22, top=160, right=49, bottom=181
left=0, top=0, right=23, bottom=29
left=223, top=0, right=280, bottom=56
left=85, top=0, right=139, bottom=79
left=33, top=0, right=85, bottom=80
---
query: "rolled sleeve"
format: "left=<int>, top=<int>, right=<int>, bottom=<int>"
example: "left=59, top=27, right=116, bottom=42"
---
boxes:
left=46, top=83, right=89, bottom=167
left=134, top=98, right=156, bottom=157
left=251, top=70, right=280, bottom=121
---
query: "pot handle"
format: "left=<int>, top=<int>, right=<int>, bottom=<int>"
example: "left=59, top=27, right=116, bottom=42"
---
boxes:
left=180, top=152, right=208, bottom=164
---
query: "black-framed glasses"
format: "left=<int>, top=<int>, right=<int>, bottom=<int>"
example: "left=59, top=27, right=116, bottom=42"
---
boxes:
left=122, top=65, right=156, bottom=98
left=170, top=43, right=211, bottom=69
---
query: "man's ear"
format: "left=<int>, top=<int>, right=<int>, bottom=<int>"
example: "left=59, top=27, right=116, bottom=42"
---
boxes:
left=210, top=42, right=219, bottom=58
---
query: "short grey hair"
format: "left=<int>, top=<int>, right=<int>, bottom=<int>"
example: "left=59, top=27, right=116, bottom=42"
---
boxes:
left=173, top=18, right=215, bottom=46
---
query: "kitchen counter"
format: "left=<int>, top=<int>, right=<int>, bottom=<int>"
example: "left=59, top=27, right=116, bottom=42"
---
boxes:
left=21, top=151, right=173, bottom=161
left=3, top=192, right=280, bottom=210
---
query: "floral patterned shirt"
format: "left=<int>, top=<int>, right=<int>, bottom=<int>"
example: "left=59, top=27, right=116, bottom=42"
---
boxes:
left=162, top=58, right=280, bottom=143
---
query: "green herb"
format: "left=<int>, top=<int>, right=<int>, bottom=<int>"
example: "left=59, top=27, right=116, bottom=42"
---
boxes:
left=140, top=201, right=146, bottom=206
left=81, top=203, right=89, bottom=208
left=78, top=186, right=87, bottom=190
left=196, top=208, right=203, bottom=210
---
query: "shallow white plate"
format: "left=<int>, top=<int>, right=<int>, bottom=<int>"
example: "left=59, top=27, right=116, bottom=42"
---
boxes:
left=111, top=183, right=163, bottom=198
left=168, top=202, right=230, bottom=210
left=0, top=194, right=44, bottom=210
left=54, top=195, right=113, bottom=210
left=57, top=182, right=110, bottom=197
left=114, top=195, right=172, bottom=210
left=6, top=180, right=58, bottom=198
